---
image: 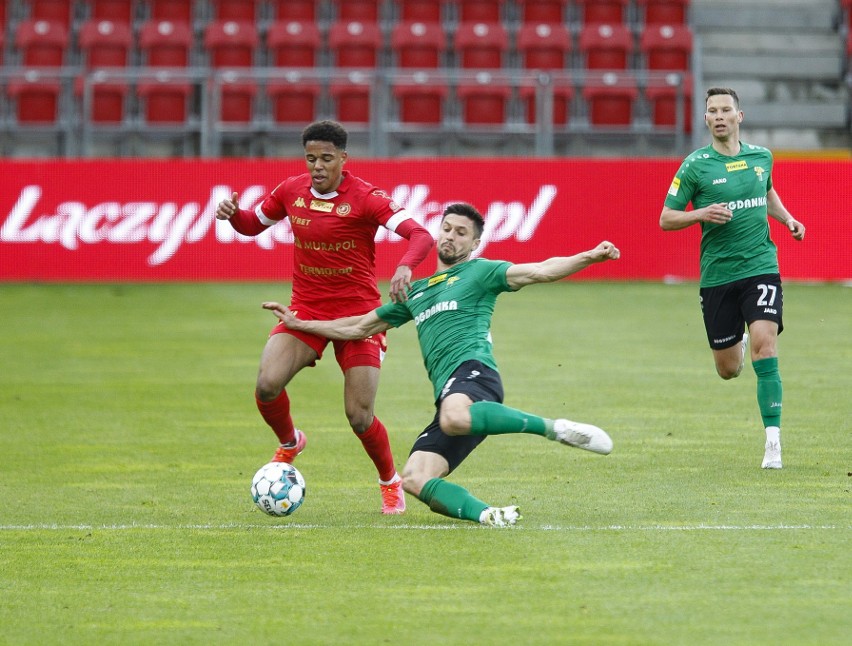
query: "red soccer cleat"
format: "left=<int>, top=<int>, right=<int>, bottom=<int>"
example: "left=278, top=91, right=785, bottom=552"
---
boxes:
left=271, top=429, right=307, bottom=463
left=380, top=476, right=406, bottom=515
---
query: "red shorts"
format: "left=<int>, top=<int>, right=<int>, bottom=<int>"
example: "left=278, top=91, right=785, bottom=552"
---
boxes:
left=270, top=320, right=387, bottom=372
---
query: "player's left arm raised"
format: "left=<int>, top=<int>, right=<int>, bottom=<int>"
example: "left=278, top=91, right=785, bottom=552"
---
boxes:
left=506, top=241, right=620, bottom=290
left=767, top=188, right=805, bottom=241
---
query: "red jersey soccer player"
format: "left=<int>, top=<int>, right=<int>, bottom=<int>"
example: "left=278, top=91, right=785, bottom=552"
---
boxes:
left=215, top=121, right=434, bottom=514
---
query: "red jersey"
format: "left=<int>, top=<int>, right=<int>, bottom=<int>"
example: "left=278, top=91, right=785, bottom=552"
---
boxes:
left=256, top=170, right=410, bottom=318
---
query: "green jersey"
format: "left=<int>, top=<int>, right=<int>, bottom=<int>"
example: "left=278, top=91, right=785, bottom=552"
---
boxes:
left=376, top=258, right=514, bottom=401
left=664, top=141, right=779, bottom=287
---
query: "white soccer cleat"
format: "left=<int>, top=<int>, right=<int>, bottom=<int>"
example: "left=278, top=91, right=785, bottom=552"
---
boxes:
left=550, top=419, right=613, bottom=455
left=734, top=332, right=749, bottom=378
left=761, top=440, right=782, bottom=469
left=480, top=506, right=521, bottom=527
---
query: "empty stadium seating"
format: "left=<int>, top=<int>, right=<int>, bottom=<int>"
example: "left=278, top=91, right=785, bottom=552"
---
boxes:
left=15, top=19, right=69, bottom=67
left=331, top=71, right=373, bottom=123
left=23, top=0, right=74, bottom=27
left=392, top=71, right=448, bottom=124
left=457, top=0, right=503, bottom=22
left=267, top=20, right=322, bottom=68
left=576, top=0, right=629, bottom=24
left=77, top=19, right=133, bottom=124
left=640, top=24, right=693, bottom=71
left=150, top=0, right=194, bottom=22
left=270, top=0, right=315, bottom=20
left=457, top=72, right=511, bottom=125
left=582, top=71, right=638, bottom=126
left=139, top=19, right=193, bottom=67
left=455, top=21, right=509, bottom=69
left=7, top=74, right=62, bottom=123
left=210, top=0, right=259, bottom=21
left=516, top=0, right=569, bottom=23
left=267, top=73, right=322, bottom=124
left=85, top=0, right=136, bottom=22
left=204, top=20, right=258, bottom=68
left=579, top=22, right=634, bottom=69
left=391, top=21, right=447, bottom=68
left=517, top=22, right=572, bottom=70
left=637, top=0, right=690, bottom=25
left=645, top=72, right=692, bottom=132
left=328, top=20, right=383, bottom=68
left=331, top=0, right=382, bottom=21
left=397, top=0, right=444, bottom=22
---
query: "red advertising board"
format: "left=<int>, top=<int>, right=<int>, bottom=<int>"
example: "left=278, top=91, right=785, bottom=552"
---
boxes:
left=1, top=159, right=849, bottom=282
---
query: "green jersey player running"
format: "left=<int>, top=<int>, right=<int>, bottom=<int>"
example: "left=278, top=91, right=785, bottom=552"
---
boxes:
left=264, top=202, right=620, bottom=527
left=660, top=87, right=806, bottom=470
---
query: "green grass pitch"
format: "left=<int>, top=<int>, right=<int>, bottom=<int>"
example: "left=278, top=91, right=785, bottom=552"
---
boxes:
left=0, top=281, right=850, bottom=645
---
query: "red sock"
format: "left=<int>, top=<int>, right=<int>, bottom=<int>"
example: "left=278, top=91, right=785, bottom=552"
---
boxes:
left=356, top=417, right=397, bottom=482
left=256, top=390, right=296, bottom=445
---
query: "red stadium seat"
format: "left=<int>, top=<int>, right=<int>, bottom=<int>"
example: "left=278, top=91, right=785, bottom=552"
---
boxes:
left=86, top=0, right=135, bottom=22
left=138, top=74, right=193, bottom=123
left=76, top=73, right=129, bottom=123
left=139, top=19, right=193, bottom=67
left=457, top=72, right=511, bottom=125
left=77, top=19, right=133, bottom=124
left=331, top=0, right=381, bottom=21
left=398, top=0, right=444, bottom=22
left=392, top=71, right=448, bottom=124
left=79, top=19, right=133, bottom=68
left=151, top=0, right=193, bottom=22
left=582, top=71, right=638, bottom=126
left=15, top=20, right=69, bottom=67
left=576, top=0, right=629, bottom=24
left=7, top=75, right=62, bottom=123
left=0, top=2, right=6, bottom=26
left=267, top=74, right=321, bottom=124
left=0, top=31, right=4, bottom=66
left=214, top=73, right=257, bottom=123
left=645, top=72, right=692, bottom=132
left=270, top=0, right=315, bottom=20
left=204, top=20, right=258, bottom=68
left=267, top=21, right=321, bottom=68
left=520, top=81, right=574, bottom=125
left=637, top=0, right=690, bottom=25
left=455, top=21, right=509, bottom=69
left=330, top=72, right=373, bottom=124
left=391, top=21, right=446, bottom=68
left=24, top=0, right=73, bottom=27
left=579, top=23, right=633, bottom=70
left=515, top=0, right=569, bottom=23
left=640, top=24, right=692, bottom=71
left=328, top=20, right=383, bottom=68
left=210, top=0, right=259, bottom=20
left=516, top=22, right=572, bottom=70
left=457, top=0, right=501, bottom=22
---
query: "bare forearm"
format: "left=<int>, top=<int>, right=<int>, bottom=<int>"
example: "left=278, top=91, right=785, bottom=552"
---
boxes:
left=659, top=206, right=698, bottom=230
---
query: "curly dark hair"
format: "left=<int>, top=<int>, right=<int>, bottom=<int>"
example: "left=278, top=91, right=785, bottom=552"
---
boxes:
left=301, top=120, right=348, bottom=150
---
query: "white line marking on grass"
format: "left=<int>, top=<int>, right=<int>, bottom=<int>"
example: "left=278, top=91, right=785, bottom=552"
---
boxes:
left=0, top=523, right=847, bottom=531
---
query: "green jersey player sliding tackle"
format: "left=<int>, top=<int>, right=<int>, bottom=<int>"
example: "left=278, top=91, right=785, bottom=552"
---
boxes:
left=660, top=87, right=806, bottom=470
left=264, top=202, right=620, bottom=527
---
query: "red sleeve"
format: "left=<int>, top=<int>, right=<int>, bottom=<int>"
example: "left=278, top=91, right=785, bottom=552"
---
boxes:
left=394, top=218, right=434, bottom=270
left=227, top=207, right=270, bottom=237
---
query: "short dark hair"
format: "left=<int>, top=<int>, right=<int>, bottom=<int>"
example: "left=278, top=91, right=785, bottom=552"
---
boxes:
left=705, top=87, right=740, bottom=109
left=443, top=203, right=484, bottom=239
left=301, top=120, right=348, bottom=150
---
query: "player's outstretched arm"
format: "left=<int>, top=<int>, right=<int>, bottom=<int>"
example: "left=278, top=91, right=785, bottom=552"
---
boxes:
left=505, top=241, right=620, bottom=290
left=261, top=302, right=391, bottom=340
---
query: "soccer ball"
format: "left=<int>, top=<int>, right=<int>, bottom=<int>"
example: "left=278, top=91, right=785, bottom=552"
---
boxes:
left=250, top=462, right=306, bottom=517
